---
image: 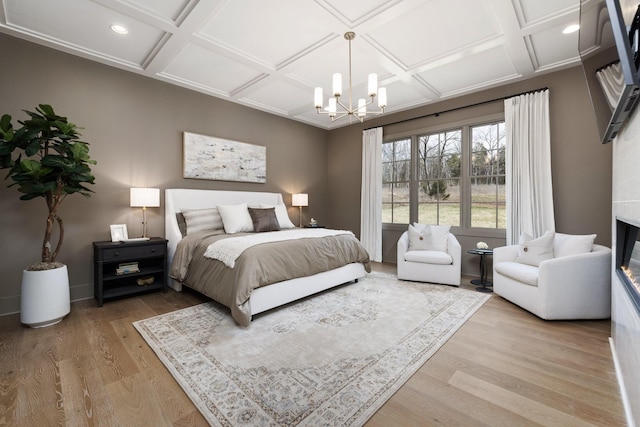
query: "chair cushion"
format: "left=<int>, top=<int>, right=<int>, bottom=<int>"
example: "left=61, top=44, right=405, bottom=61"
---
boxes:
left=408, top=223, right=451, bottom=252
left=404, top=250, right=453, bottom=265
left=553, top=233, right=596, bottom=258
left=516, top=231, right=554, bottom=266
left=495, top=261, right=539, bottom=286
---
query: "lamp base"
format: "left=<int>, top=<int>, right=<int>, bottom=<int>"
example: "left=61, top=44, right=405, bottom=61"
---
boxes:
left=299, top=206, right=303, bottom=228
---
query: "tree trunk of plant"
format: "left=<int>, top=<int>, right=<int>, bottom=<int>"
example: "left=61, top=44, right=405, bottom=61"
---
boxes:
left=42, top=188, right=65, bottom=263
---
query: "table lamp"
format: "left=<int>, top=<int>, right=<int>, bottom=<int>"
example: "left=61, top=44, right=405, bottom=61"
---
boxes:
left=292, top=193, right=308, bottom=227
left=130, top=187, right=160, bottom=239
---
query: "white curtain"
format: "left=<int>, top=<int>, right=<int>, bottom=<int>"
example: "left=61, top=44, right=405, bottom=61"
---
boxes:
left=361, top=127, right=383, bottom=262
left=596, top=62, right=623, bottom=110
left=504, top=90, right=555, bottom=245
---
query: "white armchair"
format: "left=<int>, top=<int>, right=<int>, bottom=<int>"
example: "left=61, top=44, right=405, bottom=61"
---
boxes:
left=493, top=242, right=611, bottom=320
left=397, top=231, right=461, bottom=286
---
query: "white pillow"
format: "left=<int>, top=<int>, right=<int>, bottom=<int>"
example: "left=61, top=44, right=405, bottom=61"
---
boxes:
left=217, top=203, right=254, bottom=234
left=516, top=231, right=555, bottom=266
left=181, top=208, right=223, bottom=235
left=408, top=224, right=451, bottom=252
left=412, top=222, right=427, bottom=232
left=408, top=224, right=429, bottom=250
left=553, top=233, right=596, bottom=258
left=261, top=204, right=295, bottom=229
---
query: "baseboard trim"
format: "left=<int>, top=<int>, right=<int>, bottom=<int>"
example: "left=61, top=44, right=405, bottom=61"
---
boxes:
left=0, top=282, right=94, bottom=317
left=609, top=337, right=636, bottom=427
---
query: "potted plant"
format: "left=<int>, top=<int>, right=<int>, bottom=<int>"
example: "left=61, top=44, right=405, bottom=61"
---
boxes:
left=0, top=104, right=96, bottom=327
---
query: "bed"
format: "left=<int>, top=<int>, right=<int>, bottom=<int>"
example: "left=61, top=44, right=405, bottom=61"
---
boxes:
left=165, top=189, right=370, bottom=325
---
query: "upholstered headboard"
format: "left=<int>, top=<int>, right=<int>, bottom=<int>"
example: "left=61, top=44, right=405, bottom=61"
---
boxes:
left=164, top=189, right=284, bottom=288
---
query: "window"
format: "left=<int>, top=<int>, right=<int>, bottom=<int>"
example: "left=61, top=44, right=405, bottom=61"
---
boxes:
left=418, top=130, right=461, bottom=226
left=383, top=117, right=505, bottom=232
left=470, top=123, right=506, bottom=228
left=382, top=138, right=410, bottom=223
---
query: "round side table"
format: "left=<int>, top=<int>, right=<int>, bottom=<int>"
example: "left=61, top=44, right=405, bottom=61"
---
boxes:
left=467, top=248, right=493, bottom=292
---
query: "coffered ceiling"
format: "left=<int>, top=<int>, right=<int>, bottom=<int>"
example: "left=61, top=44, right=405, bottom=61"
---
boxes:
left=0, top=0, right=587, bottom=129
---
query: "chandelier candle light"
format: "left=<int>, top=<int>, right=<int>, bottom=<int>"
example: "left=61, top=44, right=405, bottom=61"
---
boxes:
left=314, top=32, right=387, bottom=123
left=130, top=187, right=160, bottom=239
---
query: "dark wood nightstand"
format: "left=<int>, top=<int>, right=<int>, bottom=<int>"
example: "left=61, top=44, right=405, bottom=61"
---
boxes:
left=93, top=237, right=168, bottom=306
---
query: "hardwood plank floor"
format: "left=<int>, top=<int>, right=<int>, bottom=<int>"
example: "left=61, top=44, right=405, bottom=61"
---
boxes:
left=0, top=263, right=625, bottom=426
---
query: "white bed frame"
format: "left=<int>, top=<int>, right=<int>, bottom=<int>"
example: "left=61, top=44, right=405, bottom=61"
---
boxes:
left=165, top=189, right=367, bottom=316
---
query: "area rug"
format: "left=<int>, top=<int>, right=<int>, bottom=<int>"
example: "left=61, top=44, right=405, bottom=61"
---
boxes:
left=133, top=272, right=489, bottom=426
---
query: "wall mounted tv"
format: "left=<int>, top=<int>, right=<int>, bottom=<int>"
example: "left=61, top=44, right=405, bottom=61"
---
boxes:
left=579, top=0, right=640, bottom=143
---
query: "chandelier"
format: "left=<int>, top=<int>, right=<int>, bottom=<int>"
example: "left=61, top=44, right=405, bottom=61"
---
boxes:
left=314, top=32, right=387, bottom=123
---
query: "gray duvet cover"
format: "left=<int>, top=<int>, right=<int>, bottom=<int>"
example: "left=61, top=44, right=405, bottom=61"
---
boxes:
left=170, top=230, right=371, bottom=326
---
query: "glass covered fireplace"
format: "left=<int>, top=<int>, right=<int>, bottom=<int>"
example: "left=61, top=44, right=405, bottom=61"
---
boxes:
left=616, top=217, right=640, bottom=314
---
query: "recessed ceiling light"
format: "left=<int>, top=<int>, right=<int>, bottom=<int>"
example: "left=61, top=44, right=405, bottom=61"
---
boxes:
left=563, top=24, right=580, bottom=34
left=110, top=24, right=128, bottom=35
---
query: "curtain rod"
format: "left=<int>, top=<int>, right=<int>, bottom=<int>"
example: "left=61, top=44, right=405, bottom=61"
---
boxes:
left=596, top=59, right=619, bottom=73
left=363, top=87, right=549, bottom=131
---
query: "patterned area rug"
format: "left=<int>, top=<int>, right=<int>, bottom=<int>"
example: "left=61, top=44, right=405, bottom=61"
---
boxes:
left=133, top=272, right=489, bottom=426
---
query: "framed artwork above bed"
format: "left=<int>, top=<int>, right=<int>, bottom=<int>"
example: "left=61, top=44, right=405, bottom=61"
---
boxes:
left=183, top=132, right=266, bottom=183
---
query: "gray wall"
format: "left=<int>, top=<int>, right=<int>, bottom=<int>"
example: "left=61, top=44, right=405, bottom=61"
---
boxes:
left=327, top=65, right=613, bottom=278
left=0, top=31, right=614, bottom=314
left=0, top=34, right=329, bottom=314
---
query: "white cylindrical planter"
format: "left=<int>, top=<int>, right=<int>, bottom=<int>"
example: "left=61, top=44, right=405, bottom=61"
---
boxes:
left=21, top=265, right=71, bottom=328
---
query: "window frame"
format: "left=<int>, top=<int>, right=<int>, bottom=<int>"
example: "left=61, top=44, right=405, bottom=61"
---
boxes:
left=381, top=138, right=412, bottom=224
left=382, top=112, right=506, bottom=240
left=416, top=129, right=463, bottom=227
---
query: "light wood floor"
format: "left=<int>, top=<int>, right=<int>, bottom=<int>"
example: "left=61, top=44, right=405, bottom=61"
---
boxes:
left=0, top=263, right=625, bottom=426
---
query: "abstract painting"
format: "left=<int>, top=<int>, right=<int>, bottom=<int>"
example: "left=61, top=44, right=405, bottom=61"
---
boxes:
left=183, top=132, right=266, bottom=183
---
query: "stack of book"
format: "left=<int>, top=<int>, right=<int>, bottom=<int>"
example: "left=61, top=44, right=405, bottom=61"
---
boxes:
left=116, top=262, right=140, bottom=275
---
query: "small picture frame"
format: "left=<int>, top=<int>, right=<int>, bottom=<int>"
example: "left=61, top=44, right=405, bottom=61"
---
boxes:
left=110, top=224, right=128, bottom=242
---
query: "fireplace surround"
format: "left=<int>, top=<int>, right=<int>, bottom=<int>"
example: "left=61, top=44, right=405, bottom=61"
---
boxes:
left=616, top=217, right=640, bottom=315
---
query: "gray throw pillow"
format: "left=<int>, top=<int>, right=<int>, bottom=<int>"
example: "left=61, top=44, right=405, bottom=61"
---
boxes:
left=176, top=213, right=187, bottom=237
left=248, top=207, right=281, bottom=232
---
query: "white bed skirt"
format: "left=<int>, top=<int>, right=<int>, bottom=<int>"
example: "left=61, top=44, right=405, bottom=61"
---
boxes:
left=250, top=262, right=366, bottom=315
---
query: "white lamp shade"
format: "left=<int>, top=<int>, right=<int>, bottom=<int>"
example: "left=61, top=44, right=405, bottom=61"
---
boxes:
left=357, top=98, right=366, bottom=117
left=368, top=73, right=378, bottom=96
left=328, top=98, right=337, bottom=117
left=292, top=193, right=308, bottom=207
left=130, top=188, right=160, bottom=207
left=378, top=87, right=387, bottom=108
left=314, top=87, right=323, bottom=108
left=332, top=73, right=342, bottom=96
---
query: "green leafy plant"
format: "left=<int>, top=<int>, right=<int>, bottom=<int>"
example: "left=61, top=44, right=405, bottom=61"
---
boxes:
left=0, top=104, right=96, bottom=267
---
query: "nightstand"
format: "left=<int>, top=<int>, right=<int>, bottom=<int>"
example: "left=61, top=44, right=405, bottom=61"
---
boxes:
left=93, top=237, right=168, bottom=306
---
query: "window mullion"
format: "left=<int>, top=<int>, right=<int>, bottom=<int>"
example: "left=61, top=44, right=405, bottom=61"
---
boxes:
left=410, top=135, right=418, bottom=224
left=461, top=125, right=471, bottom=229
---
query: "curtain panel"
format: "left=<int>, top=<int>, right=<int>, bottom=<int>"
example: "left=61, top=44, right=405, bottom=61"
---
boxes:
left=596, top=62, right=623, bottom=110
left=504, top=90, right=555, bottom=245
left=361, top=127, right=383, bottom=262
